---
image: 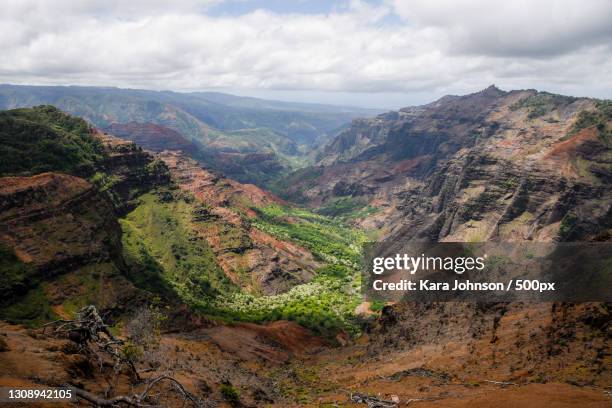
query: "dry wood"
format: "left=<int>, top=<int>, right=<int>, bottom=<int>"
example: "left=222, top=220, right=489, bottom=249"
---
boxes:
left=44, top=306, right=210, bottom=408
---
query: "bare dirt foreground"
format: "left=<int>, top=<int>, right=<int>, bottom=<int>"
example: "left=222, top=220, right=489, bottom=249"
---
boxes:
left=305, top=345, right=611, bottom=407
left=0, top=315, right=610, bottom=407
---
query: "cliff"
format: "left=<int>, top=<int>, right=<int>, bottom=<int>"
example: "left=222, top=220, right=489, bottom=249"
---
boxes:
left=283, top=87, right=612, bottom=242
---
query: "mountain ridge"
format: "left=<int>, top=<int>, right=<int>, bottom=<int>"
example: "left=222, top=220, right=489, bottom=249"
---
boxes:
left=0, top=84, right=383, bottom=186
left=278, top=87, right=611, bottom=243
left=0, top=88, right=610, bottom=406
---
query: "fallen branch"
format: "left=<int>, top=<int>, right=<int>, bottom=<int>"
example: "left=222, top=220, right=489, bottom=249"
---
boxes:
left=71, top=387, right=140, bottom=407
left=44, top=306, right=210, bottom=407
left=350, top=392, right=397, bottom=408
left=67, top=375, right=207, bottom=408
left=483, top=380, right=517, bottom=386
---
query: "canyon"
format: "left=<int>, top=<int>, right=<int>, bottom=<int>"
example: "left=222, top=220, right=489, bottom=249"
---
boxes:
left=0, top=86, right=610, bottom=407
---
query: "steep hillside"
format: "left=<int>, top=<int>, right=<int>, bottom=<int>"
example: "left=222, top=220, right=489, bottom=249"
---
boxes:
left=0, top=106, right=363, bottom=335
left=0, top=173, right=124, bottom=320
left=264, top=87, right=612, bottom=406
left=0, top=107, right=172, bottom=325
left=0, top=105, right=105, bottom=176
left=281, top=86, right=612, bottom=242
left=0, top=106, right=368, bottom=405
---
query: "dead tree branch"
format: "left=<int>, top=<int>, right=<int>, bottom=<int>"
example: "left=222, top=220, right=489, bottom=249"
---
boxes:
left=67, top=375, right=207, bottom=408
left=350, top=392, right=398, bottom=408
left=44, top=306, right=210, bottom=408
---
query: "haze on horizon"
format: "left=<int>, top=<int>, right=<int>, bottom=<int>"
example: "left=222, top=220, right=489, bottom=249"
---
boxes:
left=1, top=0, right=611, bottom=109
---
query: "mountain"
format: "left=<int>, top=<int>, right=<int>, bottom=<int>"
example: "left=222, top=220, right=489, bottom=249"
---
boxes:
left=280, top=86, right=612, bottom=242
left=0, top=105, right=360, bottom=324
left=267, top=86, right=612, bottom=402
left=0, top=88, right=610, bottom=406
left=0, top=106, right=366, bottom=404
left=0, top=84, right=382, bottom=185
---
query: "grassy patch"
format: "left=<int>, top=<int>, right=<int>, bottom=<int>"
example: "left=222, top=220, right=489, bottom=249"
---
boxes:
left=0, top=245, right=33, bottom=305
left=559, top=213, right=577, bottom=238
left=220, top=383, right=240, bottom=406
left=510, top=93, right=577, bottom=120
left=52, top=264, right=114, bottom=317
left=0, top=286, right=55, bottom=326
left=316, top=196, right=379, bottom=220
left=564, top=100, right=612, bottom=142
left=120, top=191, right=235, bottom=307
left=250, top=204, right=364, bottom=266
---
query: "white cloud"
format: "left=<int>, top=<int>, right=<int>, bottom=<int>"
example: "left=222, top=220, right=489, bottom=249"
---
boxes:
left=391, top=0, right=612, bottom=57
left=0, top=0, right=610, bottom=105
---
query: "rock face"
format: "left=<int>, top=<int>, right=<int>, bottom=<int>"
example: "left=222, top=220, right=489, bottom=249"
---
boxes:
left=94, top=131, right=171, bottom=214
left=0, top=129, right=174, bottom=310
left=287, top=86, right=612, bottom=242
left=282, top=86, right=612, bottom=390
left=366, top=301, right=611, bottom=387
left=158, top=150, right=319, bottom=294
left=0, top=107, right=177, bottom=318
left=0, top=106, right=321, bottom=321
left=0, top=173, right=122, bottom=301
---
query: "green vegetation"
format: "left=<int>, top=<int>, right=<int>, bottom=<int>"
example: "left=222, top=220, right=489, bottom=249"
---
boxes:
left=272, top=363, right=336, bottom=404
left=0, top=104, right=368, bottom=337
left=121, top=191, right=235, bottom=306
left=90, top=171, right=120, bottom=192
left=317, top=196, right=364, bottom=217
left=223, top=204, right=365, bottom=336
left=0, top=246, right=32, bottom=305
left=369, top=300, right=386, bottom=312
left=120, top=193, right=365, bottom=337
left=220, top=383, right=240, bottom=405
left=566, top=100, right=612, bottom=142
left=0, top=286, right=55, bottom=326
left=216, top=276, right=360, bottom=337
left=559, top=213, right=578, bottom=238
left=316, top=264, right=353, bottom=279
left=317, top=196, right=379, bottom=220
left=53, top=264, right=117, bottom=317
left=250, top=204, right=364, bottom=266
left=510, top=92, right=578, bottom=120
left=462, top=191, right=499, bottom=220
left=0, top=105, right=105, bottom=176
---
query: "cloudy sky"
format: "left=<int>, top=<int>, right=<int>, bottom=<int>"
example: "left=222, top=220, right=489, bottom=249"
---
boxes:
left=1, top=0, right=611, bottom=108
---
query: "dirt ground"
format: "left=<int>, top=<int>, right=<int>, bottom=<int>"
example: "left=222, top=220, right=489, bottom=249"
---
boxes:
left=0, top=317, right=610, bottom=407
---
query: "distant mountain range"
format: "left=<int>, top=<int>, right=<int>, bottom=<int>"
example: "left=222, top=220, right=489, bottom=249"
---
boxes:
left=0, top=84, right=383, bottom=184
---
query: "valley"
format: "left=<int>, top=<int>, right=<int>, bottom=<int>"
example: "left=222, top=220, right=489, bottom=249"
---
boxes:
left=0, top=85, right=382, bottom=187
left=0, top=86, right=610, bottom=407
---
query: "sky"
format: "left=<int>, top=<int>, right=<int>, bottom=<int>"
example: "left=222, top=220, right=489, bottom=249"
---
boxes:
left=0, top=0, right=611, bottom=109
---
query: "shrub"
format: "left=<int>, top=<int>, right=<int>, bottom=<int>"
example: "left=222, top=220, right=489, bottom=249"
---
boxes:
left=220, top=383, right=240, bottom=404
left=0, top=246, right=31, bottom=304
left=559, top=213, right=577, bottom=238
left=121, top=341, right=144, bottom=363
left=565, top=100, right=612, bottom=142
